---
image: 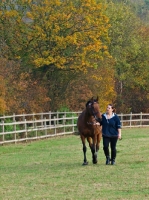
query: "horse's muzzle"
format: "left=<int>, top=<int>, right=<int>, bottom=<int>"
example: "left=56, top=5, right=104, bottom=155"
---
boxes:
left=97, top=118, right=102, bottom=123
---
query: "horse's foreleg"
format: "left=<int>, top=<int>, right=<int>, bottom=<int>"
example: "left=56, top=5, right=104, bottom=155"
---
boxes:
left=96, top=132, right=102, bottom=152
left=80, top=135, right=88, bottom=165
left=91, top=136, right=98, bottom=164
left=87, top=137, right=92, bottom=150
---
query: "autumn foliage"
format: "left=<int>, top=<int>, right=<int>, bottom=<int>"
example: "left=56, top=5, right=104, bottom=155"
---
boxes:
left=0, top=0, right=149, bottom=114
left=0, top=58, right=50, bottom=114
left=0, top=0, right=110, bottom=72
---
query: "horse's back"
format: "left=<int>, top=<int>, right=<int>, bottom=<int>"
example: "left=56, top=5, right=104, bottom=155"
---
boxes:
left=77, top=110, right=86, bottom=132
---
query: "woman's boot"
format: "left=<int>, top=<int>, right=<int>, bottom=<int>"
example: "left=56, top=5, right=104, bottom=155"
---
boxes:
left=106, top=156, right=111, bottom=165
left=103, top=147, right=110, bottom=165
left=111, top=149, right=116, bottom=165
left=111, top=159, right=115, bottom=165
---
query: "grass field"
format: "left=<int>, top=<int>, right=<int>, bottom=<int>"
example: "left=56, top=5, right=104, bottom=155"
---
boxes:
left=1, top=128, right=149, bottom=200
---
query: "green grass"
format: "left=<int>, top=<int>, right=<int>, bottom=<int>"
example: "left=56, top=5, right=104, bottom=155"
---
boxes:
left=1, top=128, right=149, bottom=200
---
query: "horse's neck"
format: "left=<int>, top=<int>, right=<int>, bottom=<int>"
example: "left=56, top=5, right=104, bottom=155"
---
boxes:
left=84, top=110, right=94, bottom=121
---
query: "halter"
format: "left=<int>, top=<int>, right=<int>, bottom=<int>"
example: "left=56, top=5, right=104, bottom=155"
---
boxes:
left=87, top=121, right=100, bottom=126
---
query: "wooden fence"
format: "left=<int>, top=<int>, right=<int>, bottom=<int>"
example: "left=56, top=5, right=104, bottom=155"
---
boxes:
left=0, top=112, right=149, bottom=145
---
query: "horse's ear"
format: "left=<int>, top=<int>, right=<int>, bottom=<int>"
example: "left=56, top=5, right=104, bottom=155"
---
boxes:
left=96, top=96, right=99, bottom=102
left=90, top=97, right=94, bottom=102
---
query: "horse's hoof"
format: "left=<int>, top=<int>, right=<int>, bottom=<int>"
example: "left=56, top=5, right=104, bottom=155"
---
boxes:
left=93, top=160, right=98, bottom=164
left=82, top=162, right=88, bottom=166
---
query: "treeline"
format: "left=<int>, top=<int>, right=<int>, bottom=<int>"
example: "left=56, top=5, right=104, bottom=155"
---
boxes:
left=0, top=0, right=149, bottom=114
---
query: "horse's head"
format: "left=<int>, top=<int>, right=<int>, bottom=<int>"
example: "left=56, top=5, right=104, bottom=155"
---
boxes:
left=86, top=96, right=102, bottom=123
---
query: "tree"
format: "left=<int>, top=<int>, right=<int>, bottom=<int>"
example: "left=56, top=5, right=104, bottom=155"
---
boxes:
left=64, top=57, right=116, bottom=112
left=0, top=0, right=113, bottom=111
left=106, top=1, right=149, bottom=112
left=0, top=0, right=110, bottom=72
left=0, top=72, right=6, bottom=114
left=0, top=59, right=50, bottom=114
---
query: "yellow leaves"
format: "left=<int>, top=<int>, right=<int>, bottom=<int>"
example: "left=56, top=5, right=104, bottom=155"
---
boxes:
left=42, top=51, right=49, bottom=58
left=103, top=51, right=111, bottom=57
left=0, top=11, right=3, bottom=17
left=0, top=73, right=6, bottom=114
left=0, top=76, right=5, bottom=96
left=102, top=45, right=108, bottom=50
left=65, top=35, right=78, bottom=45
left=91, top=75, right=103, bottom=81
left=26, top=12, right=34, bottom=20
left=55, top=56, right=66, bottom=66
left=34, top=58, right=52, bottom=68
left=44, top=0, right=61, bottom=7
left=22, top=0, right=32, bottom=3
left=146, top=93, right=149, bottom=100
left=0, top=0, right=111, bottom=73
left=15, top=56, right=21, bottom=60
left=54, top=0, right=61, bottom=6
left=79, top=61, right=116, bottom=112
left=33, top=55, right=67, bottom=69
left=33, top=25, right=42, bottom=33
left=51, top=24, right=61, bottom=35
left=4, top=10, right=18, bottom=18
left=20, top=72, right=30, bottom=80
left=0, top=98, right=6, bottom=114
left=84, top=16, right=91, bottom=24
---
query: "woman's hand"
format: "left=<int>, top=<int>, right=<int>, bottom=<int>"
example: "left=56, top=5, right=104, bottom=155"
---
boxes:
left=118, top=133, right=122, bottom=140
left=118, top=129, right=122, bottom=140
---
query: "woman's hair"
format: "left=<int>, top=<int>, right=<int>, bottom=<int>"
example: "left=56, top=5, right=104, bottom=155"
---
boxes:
left=108, top=104, right=116, bottom=113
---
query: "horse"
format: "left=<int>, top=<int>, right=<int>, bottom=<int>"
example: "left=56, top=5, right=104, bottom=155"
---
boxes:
left=77, top=97, right=102, bottom=165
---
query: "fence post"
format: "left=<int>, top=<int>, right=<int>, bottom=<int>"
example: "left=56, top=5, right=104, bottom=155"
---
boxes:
left=24, top=119, right=27, bottom=142
left=130, top=112, right=132, bottom=127
left=13, top=113, right=15, bottom=122
left=33, top=113, right=35, bottom=121
left=44, top=117, right=47, bottom=137
left=140, top=112, right=142, bottom=127
left=22, top=113, right=25, bottom=121
left=72, top=118, right=74, bottom=133
left=22, top=117, right=26, bottom=140
left=14, top=120, right=17, bottom=144
left=41, top=113, right=43, bottom=127
left=3, top=114, right=5, bottom=121
left=57, top=112, right=59, bottom=125
left=121, top=113, right=123, bottom=127
left=49, top=111, right=51, bottom=126
left=54, top=116, right=56, bottom=135
left=34, top=118, right=37, bottom=138
left=2, top=120, right=4, bottom=143
left=63, top=115, right=65, bottom=133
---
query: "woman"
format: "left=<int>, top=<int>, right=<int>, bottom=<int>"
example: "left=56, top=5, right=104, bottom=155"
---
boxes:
left=101, top=104, right=121, bottom=165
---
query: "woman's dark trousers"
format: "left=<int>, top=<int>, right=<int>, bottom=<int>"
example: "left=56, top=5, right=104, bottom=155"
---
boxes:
left=103, top=136, right=118, bottom=164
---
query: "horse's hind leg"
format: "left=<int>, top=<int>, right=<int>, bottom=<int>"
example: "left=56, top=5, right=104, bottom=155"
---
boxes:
left=80, top=135, right=88, bottom=165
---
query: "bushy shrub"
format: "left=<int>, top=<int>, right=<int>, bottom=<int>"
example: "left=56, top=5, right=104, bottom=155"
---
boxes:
left=0, top=118, right=21, bottom=140
left=58, top=105, right=78, bottom=125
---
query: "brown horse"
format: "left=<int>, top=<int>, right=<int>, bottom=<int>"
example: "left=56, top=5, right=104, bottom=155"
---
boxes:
left=77, top=97, right=102, bottom=165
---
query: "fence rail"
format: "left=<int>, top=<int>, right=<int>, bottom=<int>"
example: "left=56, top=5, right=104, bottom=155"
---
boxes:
left=0, top=112, right=149, bottom=145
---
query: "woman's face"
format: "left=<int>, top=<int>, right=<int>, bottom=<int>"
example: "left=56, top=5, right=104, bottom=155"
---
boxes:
left=106, top=105, right=113, bottom=113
